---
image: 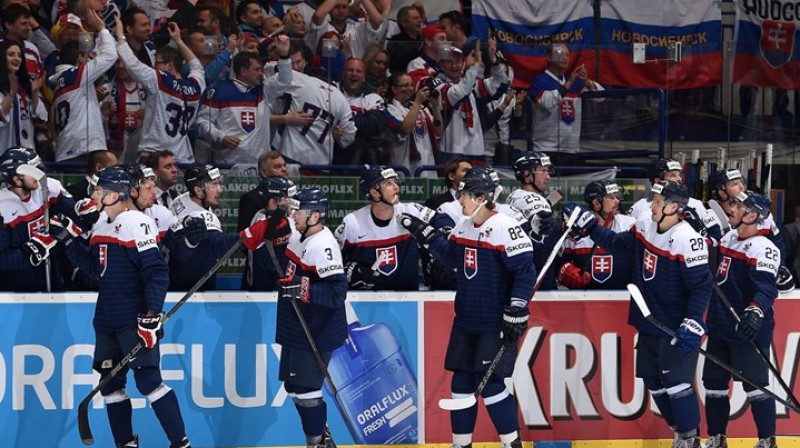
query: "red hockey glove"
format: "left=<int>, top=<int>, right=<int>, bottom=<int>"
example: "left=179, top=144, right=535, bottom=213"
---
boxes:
left=278, top=274, right=310, bottom=303
left=557, top=262, right=591, bottom=289
left=74, top=198, right=100, bottom=228
left=240, top=219, right=267, bottom=251
left=50, top=214, right=83, bottom=244
left=137, top=313, right=164, bottom=349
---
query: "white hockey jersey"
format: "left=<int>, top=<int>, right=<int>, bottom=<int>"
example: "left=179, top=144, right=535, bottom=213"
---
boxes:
left=385, top=98, right=437, bottom=178
left=145, top=203, right=177, bottom=239
left=169, top=192, right=222, bottom=232
left=505, top=188, right=552, bottom=219
left=0, top=90, right=47, bottom=151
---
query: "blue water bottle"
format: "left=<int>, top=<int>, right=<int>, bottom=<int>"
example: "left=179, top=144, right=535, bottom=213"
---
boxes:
left=326, top=302, right=419, bottom=444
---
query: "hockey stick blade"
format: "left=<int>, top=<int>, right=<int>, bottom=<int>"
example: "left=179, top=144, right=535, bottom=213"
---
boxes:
left=438, top=345, right=506, bottom=411
left=707, top=200, right=730, bottom=233
left=77, top=238, right=244, bottom=445
left=16, top=163, right=46, bottom=180
left=627, top=283, right=653, bottom=319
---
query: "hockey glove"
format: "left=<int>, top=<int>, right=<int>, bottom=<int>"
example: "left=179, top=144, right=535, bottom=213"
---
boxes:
left=502, top=303, right=530, bottom=345
left=74, top=198, right=100, bottom=228
left=137, top=312, right=164, bottom=349
left=23, top=233, right=57, bottom=266
left=49, top=214, right=83, bottom=245
left=279, top=274, right=310, bottom=303
left=562, top=202, right=596, bottom=240
left=345, top=261, right=376, bottom=290
left=398, top=213, right=437, bottom=245
left=682, top=207, right=707, bottom=236
left=182, top=216, right=207, bottom=246
left=777, top=266, right=795, bottom=293
left=263, top=208, right=289, bottom=240
left=528, top=209, right=554, bottom=242
left=557, top=262, right=591, bottom=289
left=736, top=304, right=764, bottom=341
left=240, top=219, right=267, bottom=251
left=671, top=318, right=706, bottom=354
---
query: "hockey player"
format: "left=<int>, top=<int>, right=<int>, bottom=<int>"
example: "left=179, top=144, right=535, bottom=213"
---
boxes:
left=269, top=187, right=347, bottom=448
left=702, top=190, right=779, bottom=448
left=558, top=180, right=635, bottom=289
left=335, top=166, right=444, bottom=291
left=61, top=166, right=192, bottom=448
left=114, top=18, right=205, bottom=164
left=400, top=167, right=536, bottom=448
left=127, top=164, right=176, bottom=238
left=0, top=147, right=75, bottom=292
left=564, top=180, right=711, bottom=448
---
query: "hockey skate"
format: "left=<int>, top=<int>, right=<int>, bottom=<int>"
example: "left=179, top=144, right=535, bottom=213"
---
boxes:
left=449, top=445, right=472, bottom=448
left=501, top=438, right=523, bottom=448
left=169, top=436, right=191, bottom=448
left=116, top=435, right=138, bottom=448
left=675, top=437, right=701, bottom=448
left=755, top=437, right=777, bottom=448
left=702, top=434, right=728, bottom=448
left=306, top=432, right=336, bottom=448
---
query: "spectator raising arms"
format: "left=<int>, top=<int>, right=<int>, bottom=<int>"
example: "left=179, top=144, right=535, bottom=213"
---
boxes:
left=0, top=40, right=46, bottom=151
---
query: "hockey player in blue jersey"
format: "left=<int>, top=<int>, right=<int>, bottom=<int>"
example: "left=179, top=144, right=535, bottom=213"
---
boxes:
left=335, top=166, right=444, bottom=291
left=269, top=187, right=347, bottom=448
left=59, top=166, right=192, bottom=448
left=558, top=180, right=635, bottom=289
left=400, top=168, right=536, bottom=448
left=702, top=190, right=780, bottom=448
left=565, top=180, right=711, bottom=448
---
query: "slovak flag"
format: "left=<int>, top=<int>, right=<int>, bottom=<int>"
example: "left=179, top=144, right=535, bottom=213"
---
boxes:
left=241, top=110, right=256, bottom=133
left=734, top=2, right=800, bottom=89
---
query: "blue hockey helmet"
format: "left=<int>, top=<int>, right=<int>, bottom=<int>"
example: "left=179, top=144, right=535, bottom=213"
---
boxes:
left=126, top=164, right=157, bottom=188
left=0, top=147, right=41, bottom=182
left=290, top=187, right=329, bottom=218
left=92, top=166, right=131, bottom=200
left=359, top=166, right=399, bottom=199
left=256, top=176, right=296, bottom=201
left=459, top=167, right=501, bottom=203
left=708, top=168, right=744, bottom=200
left=735, top=190, right=771, bottom=224
left=513, top=151, right=552, bottom=182
left=650, top=180, right=689, bottom=210
left=184, top=164, right=221, bottom=192
left=648, top=158, right=682, bottom=183
left=583, top=180, right=622, bottom=205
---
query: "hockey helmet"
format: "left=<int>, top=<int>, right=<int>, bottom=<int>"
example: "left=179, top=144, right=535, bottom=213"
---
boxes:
left=735, top=190, right=771, bottom=224
left=358, top=166, right=399, bottom=198
left=650, top=180, right=689, bottom=210
left=92, top=166, right=131, bottom=200
left=0, top=147, right=41, bottom=182
left=289, top=187, right=329, bottom=218
left=648, top=158, right=682, bottom=183
left=583, top=180, right=622, bottom=205
left=184, top=164, right=221, bottom=192
left=708, top=169, right=743, bottom=200
left=458, top=167, right=501, bottom=203
left=256, top=176, right=296, bottom=201
left=127, top=164, right=157, bottom=188
left=513, top=151, right=552, bottom=182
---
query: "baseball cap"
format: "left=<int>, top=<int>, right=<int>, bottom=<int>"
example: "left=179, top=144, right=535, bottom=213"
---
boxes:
left=421, top=23, right=445, bottom=39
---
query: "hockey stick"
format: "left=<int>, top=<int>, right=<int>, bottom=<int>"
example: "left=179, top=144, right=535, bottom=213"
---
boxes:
left=264, top=239, right=354, bottom=445
left=710, top=281, right=800, bottom=407
left=77, top=238, right=244, bottom=445
left=764, top=143, right=773, bottom=197
left=626, top=283, right=800, bottom=415
left=707, top=199, right=730, bottom=235
left=18, top=164, right=51, bottom=291
left=438, top=206, right=582, bottom=411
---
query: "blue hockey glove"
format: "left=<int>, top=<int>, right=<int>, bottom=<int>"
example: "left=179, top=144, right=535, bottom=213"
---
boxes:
left=398, top=213, right=437, bottom=245
left=736, top=305, right=764, bottom=341
left=528, top=209, right=554, bottom=242
left=682, top=207, right=707, bottom=236
left=22, top=233, right=57, bottom=266
left=777, top=266, right=795, bottom=293
left=50, top=214, right=83, bottom=245
left=562, top=202, right=596, bottom=240
left=279, top=274, right=310, bottom=303
left=345, top=261, right=375, bottom=290
left=137, top=313, right=164, bottom=349
left=182, top=216, right=207, bottom=246
left=671, top=318, right=706, bottom=354
left=502, top=303, right=530, bottom=345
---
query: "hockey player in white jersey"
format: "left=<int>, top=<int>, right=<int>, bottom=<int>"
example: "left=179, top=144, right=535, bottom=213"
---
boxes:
left=114, top=18, right=205, bottom=164
left=50, top=10, right=117, bottom=162
left=127, top=164, right=175, bottom=238
left=271, top=41, right=356, bottom=165
left=702, top=190, right=780, bottom=448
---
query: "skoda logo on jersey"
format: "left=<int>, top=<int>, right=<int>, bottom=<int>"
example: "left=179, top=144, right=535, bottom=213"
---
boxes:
left=642, top=249, right=658, bottom=281
left=716, top=256, right=732, bottom=285
left=591, top=255, right=613, bottom=284
left=464, top=247, right=478, bottom=279
left=760, top=20, right=795, bottom=69
left=241, top=110, right=256, bottom=132
left=375, top=246, right=398, bottom=276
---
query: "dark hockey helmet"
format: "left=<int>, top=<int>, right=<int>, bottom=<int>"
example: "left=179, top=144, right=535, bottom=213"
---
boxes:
left=708, top=168, right=743, bottom=200
left=184, top=164, right=221, bottom=192
left=92, top=166, right=131, bottom=200
left=736, top=190, right=771, bottom=224
left=650, top=180, right=689, bottom=210
left=458, top=167, right=500, bottom=203
left=126, top=164, right=157, bottom=188
left=512, top=151, right=552, bottom=182
left=358, top=166, right=399, bottom=198
left=583, top=180, right=622, bottom=205
left=290, top=187, right=329, bottom=218
left=648, top=158, right=682, bottom=183
left=0, top=147, right=41, bottom=182
left=256, top=176, right=296, bottom=201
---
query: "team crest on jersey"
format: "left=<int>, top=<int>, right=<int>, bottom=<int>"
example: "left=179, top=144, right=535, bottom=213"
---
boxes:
left=285, top=261, right=296, bottom=278
left=27, top=215, right=46, bottom=237
left=464, top=247, right=478, bottom=279
left=124, top=112, right=138, bottom=134
left=642, top=249, right=658, bottom=281
left=241, top=110, right=256, bottom=132
left=559, top=99, right=575, bottom=125
left=760, top=20, right=795, bottom=69
left=375, top=246, right=398, bottom=276
left=99, top=244, right=108, bottom=277
left=591, top=255, right=613, bottom=284
left=716, top=256, right=732, bottom=284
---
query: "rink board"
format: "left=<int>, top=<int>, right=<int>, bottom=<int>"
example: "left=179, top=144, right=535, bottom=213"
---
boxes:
left=1, top=291, right=799, bottom=447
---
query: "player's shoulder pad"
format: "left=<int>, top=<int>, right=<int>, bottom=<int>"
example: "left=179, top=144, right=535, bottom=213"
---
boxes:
left=486, top=213, right=533, bottom=257
left=310, top=229, right=344, bottom=277
left=746, top=235, right=780, bottom=275
left=148, top=204, right=177, bottom=231
left=47, top=177, right=69, bottom=199
left=398, top=201, right=435, bottom=222
left=118, top=210, right=159, bottom=251
left=614, top=213, right=636, bottom=231
left=673, top=222, right=709, bottom=267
